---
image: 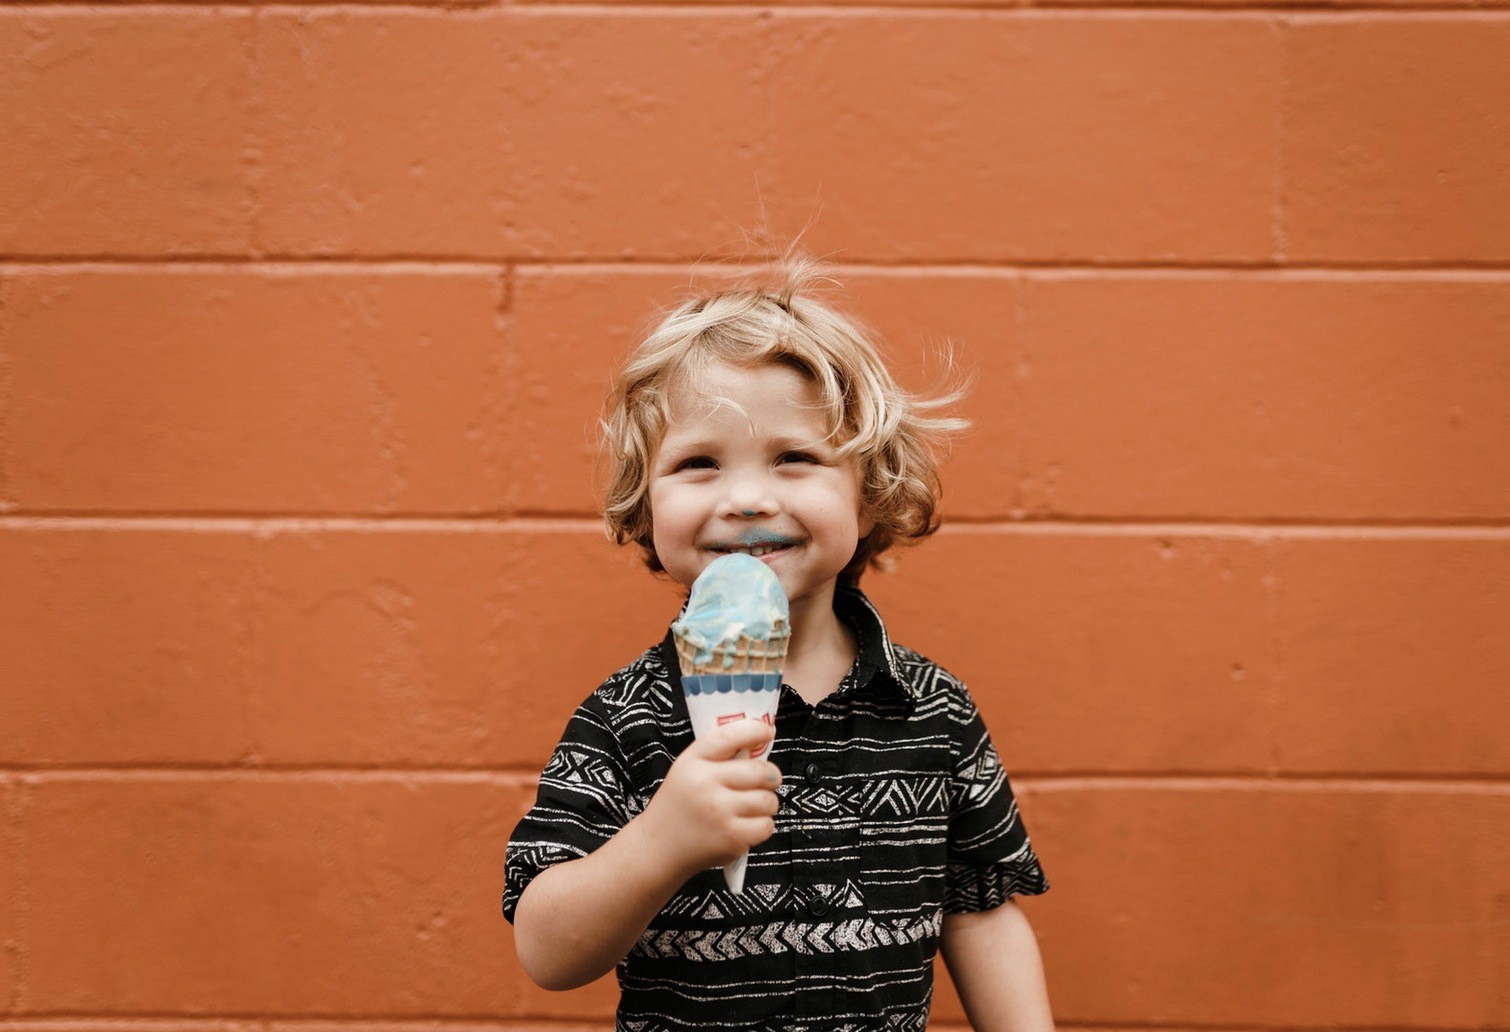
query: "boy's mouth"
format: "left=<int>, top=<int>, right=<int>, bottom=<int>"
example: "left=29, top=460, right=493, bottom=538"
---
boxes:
left=711, top=543, right=794, bottom=559
left=708, top=529, right=801, bottom=559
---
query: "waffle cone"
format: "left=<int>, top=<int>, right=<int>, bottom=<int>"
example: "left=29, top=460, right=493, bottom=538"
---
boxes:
left=674, top=626, right=790, bottom=677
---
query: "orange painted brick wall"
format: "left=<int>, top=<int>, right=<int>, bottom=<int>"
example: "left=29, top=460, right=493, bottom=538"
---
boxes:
left=2, top=0, right=1508, bottom=1028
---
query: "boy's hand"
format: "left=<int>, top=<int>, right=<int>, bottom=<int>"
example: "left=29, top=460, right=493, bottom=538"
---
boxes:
left=639, top=719, right=782, bottom=880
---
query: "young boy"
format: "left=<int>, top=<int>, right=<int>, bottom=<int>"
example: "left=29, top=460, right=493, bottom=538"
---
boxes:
left=504, top=270, right=1053, bottom=1030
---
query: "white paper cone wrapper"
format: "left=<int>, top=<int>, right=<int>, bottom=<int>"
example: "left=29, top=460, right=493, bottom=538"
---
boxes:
left=682, top=671, right=782, bottom=892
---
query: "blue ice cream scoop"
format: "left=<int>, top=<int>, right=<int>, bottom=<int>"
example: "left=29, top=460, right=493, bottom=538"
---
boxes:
left=672, top=553, right=790, bottom=671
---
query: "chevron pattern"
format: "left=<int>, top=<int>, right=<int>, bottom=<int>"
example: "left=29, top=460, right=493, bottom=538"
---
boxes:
left=619, top=1016, right=927, bottom=1032
left=854, top=775, right=949, bottom=818
left=633, top=911, right=943, bottom=962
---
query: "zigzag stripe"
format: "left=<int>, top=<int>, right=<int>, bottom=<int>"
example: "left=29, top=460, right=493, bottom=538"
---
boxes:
left=631, top=911, right=942, bottom=962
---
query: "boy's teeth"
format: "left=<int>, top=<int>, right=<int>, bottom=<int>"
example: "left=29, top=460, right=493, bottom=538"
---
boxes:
left=721, top=544, right=785, bottom=557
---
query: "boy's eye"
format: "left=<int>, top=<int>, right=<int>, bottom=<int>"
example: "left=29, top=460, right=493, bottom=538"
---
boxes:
left=778, top=451, right=819, bottom=465
left=674, top=455, right=717, bottom=472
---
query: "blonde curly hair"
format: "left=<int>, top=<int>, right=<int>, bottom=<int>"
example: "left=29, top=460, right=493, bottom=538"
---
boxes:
left=600, top=261, right=968, bottom=584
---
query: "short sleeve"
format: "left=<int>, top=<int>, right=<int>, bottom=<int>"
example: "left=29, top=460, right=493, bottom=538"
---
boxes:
left=943, top=683, right=1049, bottom=913
left=502, top=696, right=634, bottom=923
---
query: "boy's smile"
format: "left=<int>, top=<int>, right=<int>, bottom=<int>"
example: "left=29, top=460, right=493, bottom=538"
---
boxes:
left=648, top=360, right=874, bottom=613
left=706, top=527, right=803, bottom=559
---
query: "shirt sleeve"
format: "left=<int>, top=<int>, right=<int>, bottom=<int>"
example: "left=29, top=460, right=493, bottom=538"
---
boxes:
left=943, top=682, right=1049, bottom=913
left=502, top=694, right=634, bottom=924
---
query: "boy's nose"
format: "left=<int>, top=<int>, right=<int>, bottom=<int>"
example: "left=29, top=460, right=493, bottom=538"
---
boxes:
left=719, top=471, right=778, bottom=518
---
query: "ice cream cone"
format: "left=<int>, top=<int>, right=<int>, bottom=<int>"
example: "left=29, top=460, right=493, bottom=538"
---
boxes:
left=671, top=554, right=790, bottom=893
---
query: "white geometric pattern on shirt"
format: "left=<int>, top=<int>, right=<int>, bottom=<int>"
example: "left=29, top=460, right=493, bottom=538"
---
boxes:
left=657, top=880, right=863, bottom=921
left=619, top=1016, right=928, bottom=1032
left=633, top=909, right=943, bottom=962
left=854, top=775, right=948, bottom=817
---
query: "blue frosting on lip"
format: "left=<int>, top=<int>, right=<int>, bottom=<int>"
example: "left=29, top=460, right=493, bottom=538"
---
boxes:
left=671, top=553, right=790, bottom=670
left=735, top=527, right=800, bottom=548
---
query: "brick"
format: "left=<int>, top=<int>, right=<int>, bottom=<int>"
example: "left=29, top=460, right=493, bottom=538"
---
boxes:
left=508, top=266, right=1018, bottom=518
left=256, top=526, right=670, bottom=768
left=866, top=529, right=1278, bottom=774
left=870, top=528, right=1510, bottom=776
left=1285, top=17, right=1510, bottom=262
left=769, top=14, right=1281, bottom=262
left=12, top=529, right=1502, bottom=780
left=507, top=269, right=684, bottom=514
left=0, top=529, right=262, bottom=765
left=1022, top=783, right=1510, bottom=1024
left=3, top=268, right=509, bottom=513
left=1013, top=274, right=1510, bottom=520
left=1270, top=536, right=1510, bottom=775
left=20, top=777, right=1509, bottom=1023
left=19, top=774, right=618, bottom=1016
left=254, top=11, right=771, bottom=258
left=0, top=778, right=18, bottom=1005
left=516, top=267, right=1510, bottom=521
left=0, top=11, right=255, bottom=257
left=0, top=524, right=677, bottom=767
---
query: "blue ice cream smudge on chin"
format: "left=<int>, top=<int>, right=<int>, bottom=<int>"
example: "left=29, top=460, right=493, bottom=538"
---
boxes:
left=671, top=553, right=789, bottom=669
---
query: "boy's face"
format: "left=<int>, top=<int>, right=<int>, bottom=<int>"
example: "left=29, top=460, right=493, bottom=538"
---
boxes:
left=648, top=359, right=874, bottom=611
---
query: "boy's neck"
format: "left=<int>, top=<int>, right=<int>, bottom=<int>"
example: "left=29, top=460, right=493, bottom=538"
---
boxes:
left=782, top=584, right=857, bottom=707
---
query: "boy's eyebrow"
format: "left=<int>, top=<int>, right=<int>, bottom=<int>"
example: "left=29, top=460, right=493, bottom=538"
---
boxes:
left=774, top=434, right=833, bottom=451
left=655, top=432, right=834, bottom=465
left=656, top=435, right=722, bottom=459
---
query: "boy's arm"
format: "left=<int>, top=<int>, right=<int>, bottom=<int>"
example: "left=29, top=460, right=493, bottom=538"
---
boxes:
left=940, top=899, right=1055, bottom=1032
left=513, top=719, right=781, bottom=991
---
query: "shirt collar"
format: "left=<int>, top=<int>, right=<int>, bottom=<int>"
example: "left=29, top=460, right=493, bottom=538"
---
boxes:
left=656, top=584, right=912, bottom=705
left=834, top=585, right=910, bottom=701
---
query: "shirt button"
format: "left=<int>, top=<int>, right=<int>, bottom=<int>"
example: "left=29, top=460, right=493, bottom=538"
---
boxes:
left=808, top=894, right=830, bottom=918
left=804, top=763, right=823, bottom=784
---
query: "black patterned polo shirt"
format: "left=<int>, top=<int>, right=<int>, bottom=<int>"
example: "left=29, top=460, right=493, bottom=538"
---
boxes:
left=503, top=586, right=1048, bottom=1031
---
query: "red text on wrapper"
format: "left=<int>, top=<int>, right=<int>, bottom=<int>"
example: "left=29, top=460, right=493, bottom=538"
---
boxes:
left=717, top=712, right=775, bottom=759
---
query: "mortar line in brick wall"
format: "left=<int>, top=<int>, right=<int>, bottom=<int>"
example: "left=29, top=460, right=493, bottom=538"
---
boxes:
left=5, top=767, right=1510, bottom=790
left=173, top=1, right=1510, bottom=16
left=1025, top=773, right=1510, bottom=792
left=0, top=0, right=1507, bottom=8
left=1271, top=12, right=1290, bottom=264
left=2, top=767, right=545, bottom=786
left=0, top=1018, right=611, bottom=1028
left=511, top=256, right=1510, bottom=274
left=1034, top=0, right=1510, bottom=8
left=0, top=269, right=14, bottom=514
left=0, top=514, right=596, bottom=532
left=0, top=1027, right=610, bottom=1032
left=4, top=514, right=1510, bottom=538
left=7, top=257, right=1510, bottom=276
left=0, top=1027, right=607, bottom=1032
left=4, top=777, right=30, bottom=1012
left=0, top=1026, right=1493, bottom=1032
left=0, top=260, right=508, bottom=276
left=935, top=518, right=1510, bottom=536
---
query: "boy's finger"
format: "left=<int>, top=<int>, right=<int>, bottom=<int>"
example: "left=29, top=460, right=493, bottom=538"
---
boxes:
left=734, top=815, right=778, bottom=847
left=693, top=719, right=775, bottom=760
left=729, top=788, right=780, bottom=818
left=721, top=759, right=782, bottom=791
